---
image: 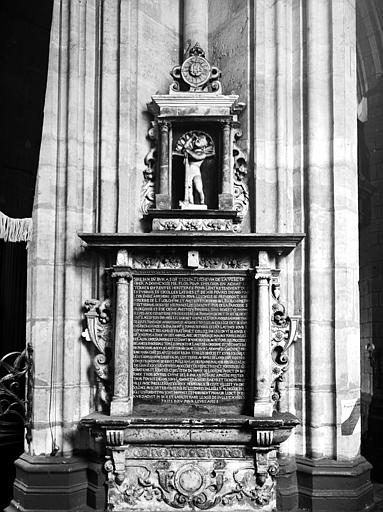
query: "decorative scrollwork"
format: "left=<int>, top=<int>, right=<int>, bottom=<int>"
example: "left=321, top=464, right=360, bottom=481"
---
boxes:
left=0, top=343, right=33, bottom=445
left=270, top=271, right=300, bottom=409
left=170, top=43, right=222, bottom=94
left=82, top=299, right=112, bottom=412
left=133, top=255, right=183, bottom=269
left=199, top=256, right=250, bottom=269
left=141, top=122, right=157, bottom=216
left=233, top=129, right=249, bottom=225
left=221, top=452, right=277, bottom=507
left=152, top=218, right=239, bottom=232
left=105, top=451, right=278, bottom=511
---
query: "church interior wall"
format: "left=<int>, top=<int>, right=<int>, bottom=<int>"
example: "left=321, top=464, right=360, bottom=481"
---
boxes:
left=0, top=0, right=382, bottom=510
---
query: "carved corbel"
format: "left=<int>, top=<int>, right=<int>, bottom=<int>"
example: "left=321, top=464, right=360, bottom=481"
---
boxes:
left=104, top=449, right=126, bottom=489
left=254, top=430, right=274, bottom=447
left=270, top=271, right=300, bottom=410
left=82, top=298, right=112, bottom=412
left=106, top=429, right=125, bottom=447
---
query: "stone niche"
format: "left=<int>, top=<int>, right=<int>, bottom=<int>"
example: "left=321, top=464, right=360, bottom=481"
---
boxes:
left=79, top=233, right=303, bottom=512
left=79, top=45, right=304, bottom=512
left=140, top=43, right=249, bottom=233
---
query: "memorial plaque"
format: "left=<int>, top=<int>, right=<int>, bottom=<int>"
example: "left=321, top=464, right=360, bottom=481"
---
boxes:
left=133, top=273, right=251, bottom=411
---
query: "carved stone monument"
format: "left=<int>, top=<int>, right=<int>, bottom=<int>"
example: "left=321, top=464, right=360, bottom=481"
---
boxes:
left=79, top=45, right=304, bottom=512
left=141, top=43, right=248, bottom=232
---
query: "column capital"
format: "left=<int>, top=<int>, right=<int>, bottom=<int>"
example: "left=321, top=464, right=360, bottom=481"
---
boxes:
left=111, top=270, right=133, bottom=282
left=158, top=120, right=170, bottom=132
left=255, top=267, right=272, bottom=281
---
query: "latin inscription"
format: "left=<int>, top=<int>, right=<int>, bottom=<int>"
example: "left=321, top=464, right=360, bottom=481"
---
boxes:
left=133, top=274, right=250, bottom=406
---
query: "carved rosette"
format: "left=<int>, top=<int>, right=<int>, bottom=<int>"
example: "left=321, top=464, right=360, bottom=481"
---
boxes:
left=104, top=448, right=278, bottom=511
left=82, top=298, right=112, bottom=412
left=270, top=271, right=300, bottom=409
left=141, top=122, right=157, bottom=216
left=152, top=218, right=240, bottom=232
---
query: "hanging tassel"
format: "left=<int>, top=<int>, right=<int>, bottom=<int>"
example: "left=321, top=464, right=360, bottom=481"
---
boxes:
left=0, top=211, right=32, bottom=242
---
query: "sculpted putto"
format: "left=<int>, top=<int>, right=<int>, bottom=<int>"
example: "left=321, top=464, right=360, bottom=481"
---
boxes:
left=174, top=131, right=215, bottom=208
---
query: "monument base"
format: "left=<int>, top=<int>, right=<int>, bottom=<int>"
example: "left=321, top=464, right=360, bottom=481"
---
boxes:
left=81, top=412, right=299, bottom=512
left=296, top=456, right=374, bottom=511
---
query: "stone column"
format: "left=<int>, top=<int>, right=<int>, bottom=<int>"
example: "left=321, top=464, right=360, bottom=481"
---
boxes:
left=297, top=0, right=373, bottom=509
left=183, top=0, right=208, bottom=55
left=7, top=1, right=183, bottom=510
left=110, top=271, right=133, bottom=416
left=219, top=120, right=234, bottom=210
left=156, top=121, right=171, bottom=210
left=253, top=252, right=273, bottom=417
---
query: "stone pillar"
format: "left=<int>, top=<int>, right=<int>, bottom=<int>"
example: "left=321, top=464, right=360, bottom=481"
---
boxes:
left=110, top=271, right=133, bottom=416
left=156, top=121, right=171, bottom=210
left=219, top=120, right=234, bottom=210
left=183, top=0, right=208, bottom=55
left=297, top=0, right=373, bottom=509
left=7, top=0, right=184, bottom=510
left=5, top=1, right=102, bottom=510
left=253, top=252, right=273, bottom=417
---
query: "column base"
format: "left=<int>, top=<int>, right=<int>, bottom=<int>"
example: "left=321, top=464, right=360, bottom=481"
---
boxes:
left=296, top=456, right=373, bottom=511
left=276, top=455, right=299, bottom=511
left=5, top=453, right=105, bottom=512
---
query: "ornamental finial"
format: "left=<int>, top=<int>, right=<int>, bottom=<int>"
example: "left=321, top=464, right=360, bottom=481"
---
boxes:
left=170, top=43, right=221, bottom=93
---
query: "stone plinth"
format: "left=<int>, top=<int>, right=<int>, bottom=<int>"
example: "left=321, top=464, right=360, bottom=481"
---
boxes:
left=81, top=413, right=298, bottom=512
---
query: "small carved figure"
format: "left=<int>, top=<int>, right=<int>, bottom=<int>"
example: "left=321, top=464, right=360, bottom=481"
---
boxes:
left=174, top=131, right=215, bottom=208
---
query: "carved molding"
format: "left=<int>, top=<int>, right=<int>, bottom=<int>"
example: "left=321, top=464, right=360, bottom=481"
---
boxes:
left=199, top=256, right=250, bottom=270
left=131, top=254, right=251, bottom=270
left=152, top=218, right=240, bottom=232
left=132, top=255, right=183, bottom=269
left=112, top=270, right=133, bottom=282
left=125, top=446, right=248, bottom=459
left=270, top=272, right=300, bottom=409
left=254, top=267, right=272, bottom=281
left=104, top=449, right=278, bottom=511
left=82, top=299, right=112, bottom=412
